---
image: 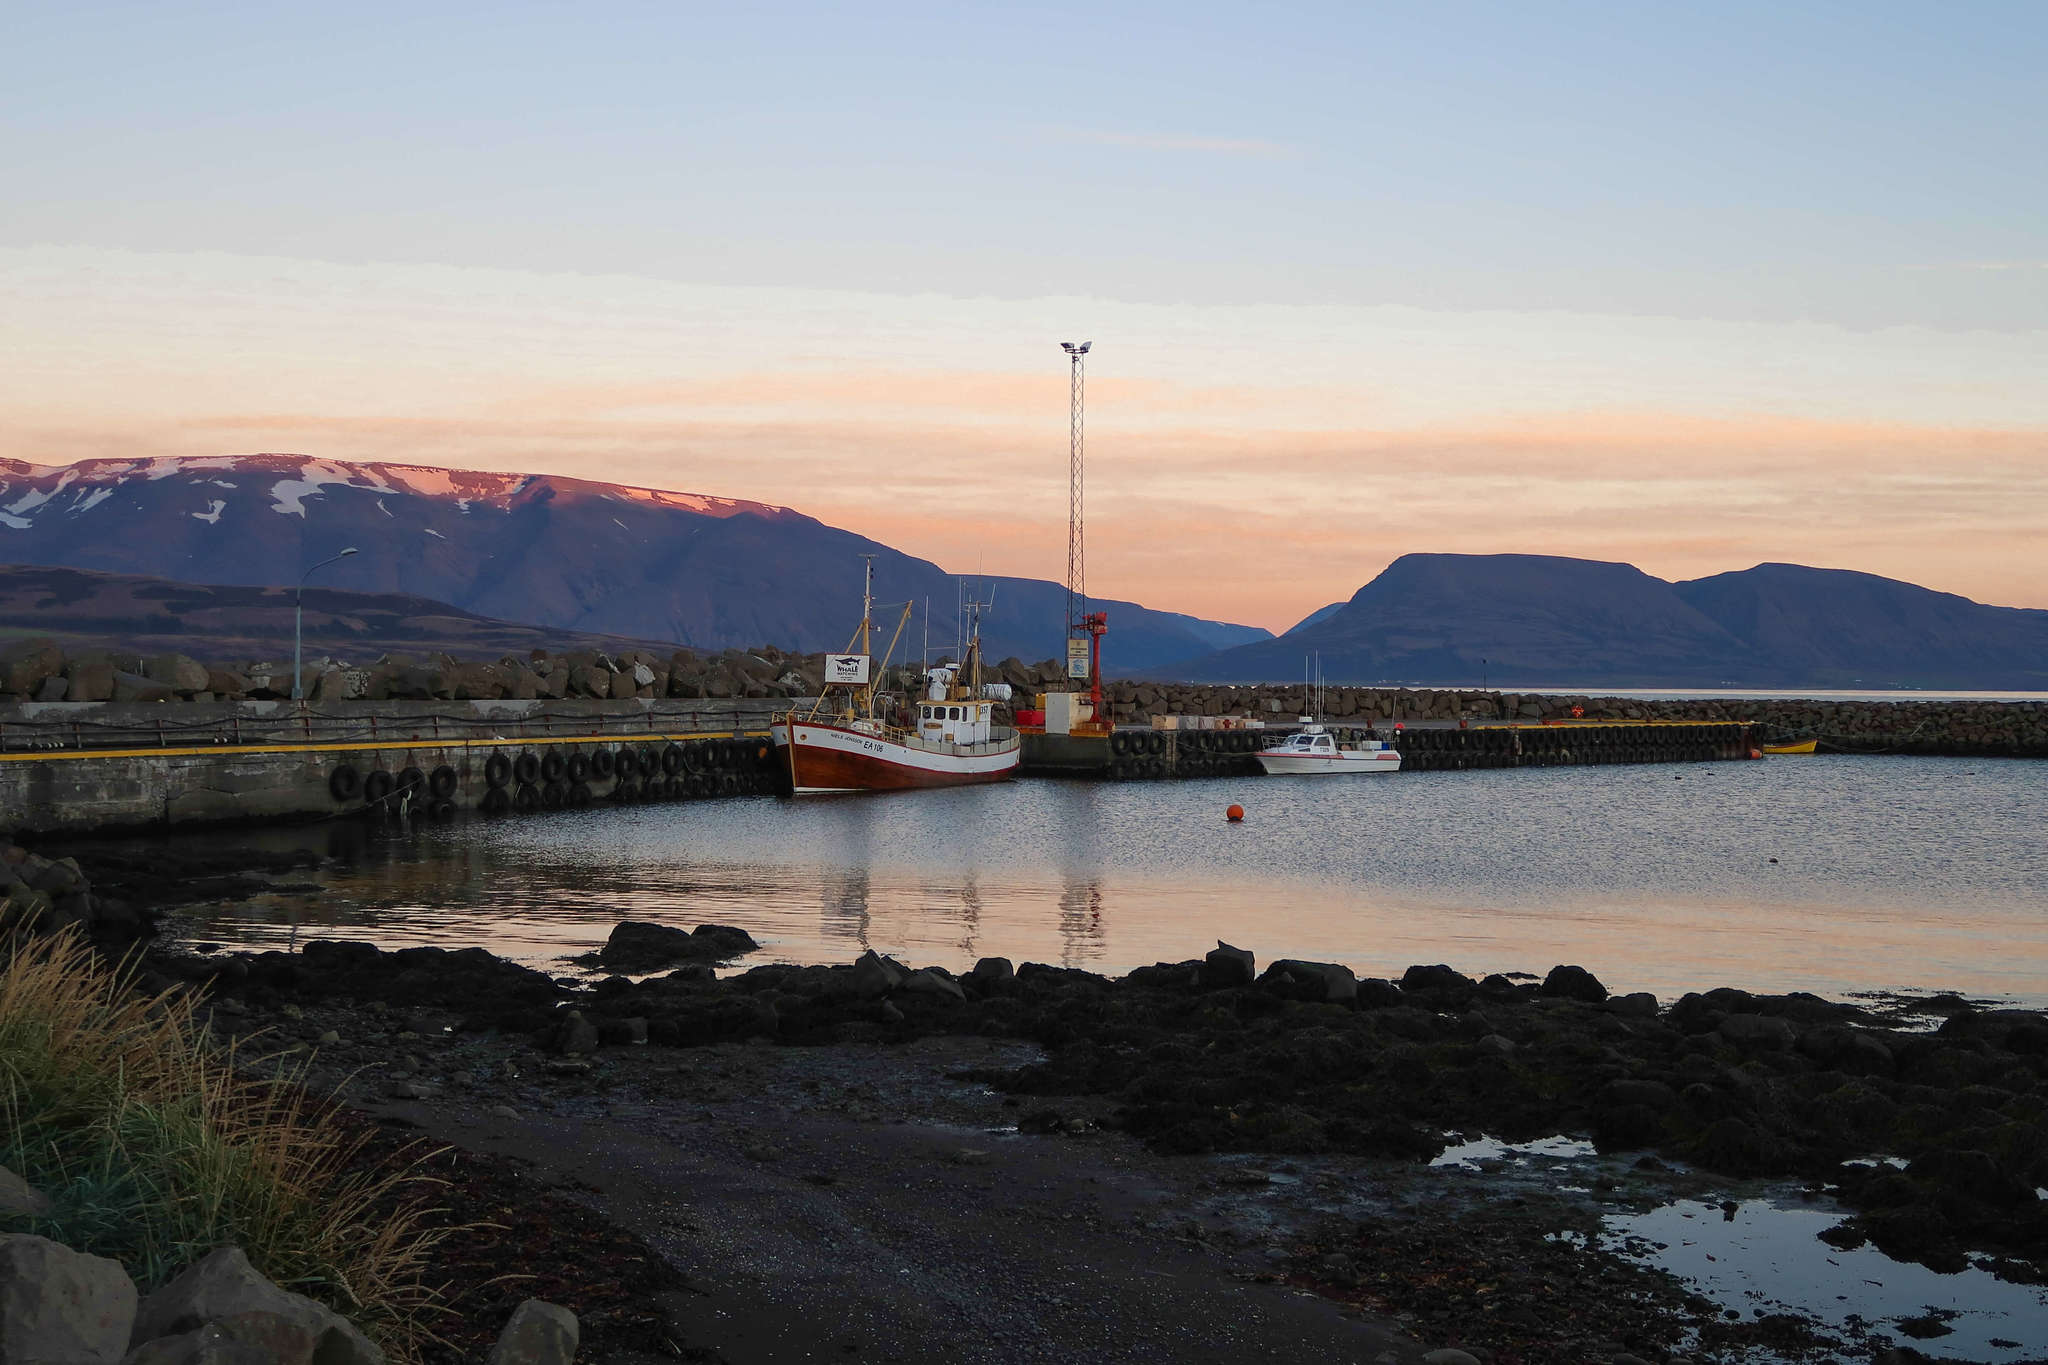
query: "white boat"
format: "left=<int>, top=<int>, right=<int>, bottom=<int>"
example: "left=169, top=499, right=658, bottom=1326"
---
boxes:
left=772, top=560, right=1020, bottom=797
left=1252, top=723, right=1402, bottom=776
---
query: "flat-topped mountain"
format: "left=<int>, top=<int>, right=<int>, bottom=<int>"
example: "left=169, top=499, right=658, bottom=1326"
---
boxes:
left=0, top=455, right=1266, bottom=671
left=1167, top=554, right=2048, bottom=689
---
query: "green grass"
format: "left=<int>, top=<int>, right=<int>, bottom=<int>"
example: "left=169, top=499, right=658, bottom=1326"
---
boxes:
left=0, top=931, right=448, bottom=1358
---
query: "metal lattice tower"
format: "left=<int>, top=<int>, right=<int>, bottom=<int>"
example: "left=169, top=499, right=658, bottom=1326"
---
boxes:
left=1061, top=341, right=1090, bottom=633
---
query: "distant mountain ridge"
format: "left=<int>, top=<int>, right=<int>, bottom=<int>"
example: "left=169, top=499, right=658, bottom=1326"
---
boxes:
left=1166, top=554, right=2048, bottom=689
left=0, top=562, right=706, bottom=663
left=0, top=454, right=1269, bottom=671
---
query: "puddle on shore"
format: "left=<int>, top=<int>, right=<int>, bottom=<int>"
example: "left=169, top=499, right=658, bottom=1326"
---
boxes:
left=1428, top=1134, right=1597, bottom=1170
left=1418, top=1139, right=2048, bottom=1359
left=1605, top=1198, right=2048, bottom=1362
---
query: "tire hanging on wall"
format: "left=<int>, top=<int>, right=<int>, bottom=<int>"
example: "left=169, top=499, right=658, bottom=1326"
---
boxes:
left=428, top=765, right=458, bottom=799
left=662, top=743, right=685, bottom=776
left=566, top=752, right=591, bottom=783
left=591, top=748, right=617, bottom=779
left=513, top=752, right=541, bottom=786
left=484, top=752, right=513, bottom=788
left=665, top=775, right=687, bottom=800
left=613, top=778, right=638, bottom=803
left=397, top=766, right=426, bottom=795
left=429, top=799, right=456, bottom=823
left=541, top=751, right=566, bottom=783
left=614, top=749, right=638, bottom=780
left=480, top=786, right=511, bottom=815
left=513, top=782, right=540, bottom=813
left=541, top=781, right=566, bottom=810
left=568, top=782, right=592, bottom=807
left=363, top=770, right=395, bottom=803
left=328, top=766, right=362, bottom=802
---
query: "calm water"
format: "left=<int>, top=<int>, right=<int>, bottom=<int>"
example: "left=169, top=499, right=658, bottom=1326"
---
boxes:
left=169, top=754, right=2048, bottom=1005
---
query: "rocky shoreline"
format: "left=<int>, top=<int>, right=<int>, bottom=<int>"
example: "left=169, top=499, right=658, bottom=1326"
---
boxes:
left=17, top=835, right=2045, bottom=1364
left=126, top=912, right=2042, bottom=1364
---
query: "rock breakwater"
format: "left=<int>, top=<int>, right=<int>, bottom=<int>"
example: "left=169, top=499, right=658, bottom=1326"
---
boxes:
left=1098, top=681, right=2048, bottom=758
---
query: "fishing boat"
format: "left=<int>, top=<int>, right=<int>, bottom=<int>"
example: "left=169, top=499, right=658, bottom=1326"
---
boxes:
left=1251, top=654, right=1402, bottom=775
left=1761, top=738, right=1818, bottom=755
left=771, top=560, right=1020, bottom=796
left=1252, top=723, right=1403, bottom=775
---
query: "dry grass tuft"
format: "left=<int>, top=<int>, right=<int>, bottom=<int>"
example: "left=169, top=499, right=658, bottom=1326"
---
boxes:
left=0, top=930, right=449, bottom=1359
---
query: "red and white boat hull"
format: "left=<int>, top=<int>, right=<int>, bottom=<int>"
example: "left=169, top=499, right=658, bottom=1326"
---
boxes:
left=774, top=720, right=1020, bottom=796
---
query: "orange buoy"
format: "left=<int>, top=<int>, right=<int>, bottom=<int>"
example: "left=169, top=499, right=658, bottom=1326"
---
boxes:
left=1749, top=748, right=1764, bottom=760
left=1226, top=804, right=1245, bottom=823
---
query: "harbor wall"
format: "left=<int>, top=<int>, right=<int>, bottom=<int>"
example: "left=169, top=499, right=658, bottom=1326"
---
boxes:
left=0, top=698, right=791, bottom=836
left=1097, top=684, right=2048, bottom=758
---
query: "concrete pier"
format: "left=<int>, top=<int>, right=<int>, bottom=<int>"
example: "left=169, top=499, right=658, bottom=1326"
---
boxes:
left=0, top=698, right=792, bottom=835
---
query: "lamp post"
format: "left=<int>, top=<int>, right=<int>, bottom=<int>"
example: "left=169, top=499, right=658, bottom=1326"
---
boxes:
left=293, top=547, right=358, bottom=701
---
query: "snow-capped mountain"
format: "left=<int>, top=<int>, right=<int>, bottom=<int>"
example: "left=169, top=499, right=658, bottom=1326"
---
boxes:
left=0, top=454, right=1268, bottom=668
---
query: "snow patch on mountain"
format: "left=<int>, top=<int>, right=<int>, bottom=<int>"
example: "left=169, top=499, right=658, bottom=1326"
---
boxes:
left=268, top=459, right=398, bottom=516
left=193, top=500, right=225, bottom=525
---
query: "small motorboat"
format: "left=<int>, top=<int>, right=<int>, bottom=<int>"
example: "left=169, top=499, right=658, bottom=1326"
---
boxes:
left=1252, top=723, right=1403, bottom=776
left=1761, top=738, right=1818, bottom=755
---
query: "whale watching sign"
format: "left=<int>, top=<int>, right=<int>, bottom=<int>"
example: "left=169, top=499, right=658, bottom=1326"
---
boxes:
left=824, top=653, right=871, bottom=685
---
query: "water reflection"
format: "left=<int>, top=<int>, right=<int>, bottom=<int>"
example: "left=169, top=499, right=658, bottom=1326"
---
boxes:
left=160, top=757, right=2048, bottom=1005
left=1058, top=875, right=1105, bottom=969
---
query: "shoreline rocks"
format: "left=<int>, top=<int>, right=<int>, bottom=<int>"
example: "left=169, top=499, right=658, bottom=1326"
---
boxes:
left=149, top=927, right=2048, bottom=1290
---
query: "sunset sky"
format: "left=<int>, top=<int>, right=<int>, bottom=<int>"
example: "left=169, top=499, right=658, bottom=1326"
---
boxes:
left=4, top=1, right=2044, bottom=631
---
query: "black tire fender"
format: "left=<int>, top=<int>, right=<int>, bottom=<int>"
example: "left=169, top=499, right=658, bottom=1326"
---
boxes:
left=513, top=752, right=541, bottom=786
left=484, top=752, right=513, bottom=788
left=428, top=765, right=458, bottom=799
left=328, top=766, right=362, bottom=802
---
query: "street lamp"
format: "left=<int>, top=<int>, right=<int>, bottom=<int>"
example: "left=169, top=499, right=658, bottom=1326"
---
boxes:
left=293, top=548, right=358, bottom=701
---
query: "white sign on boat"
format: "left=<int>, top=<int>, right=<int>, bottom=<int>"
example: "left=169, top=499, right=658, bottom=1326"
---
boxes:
left=1066, top=637, right=1091, bottom=679
left=824, top=653, right=871, bottom=685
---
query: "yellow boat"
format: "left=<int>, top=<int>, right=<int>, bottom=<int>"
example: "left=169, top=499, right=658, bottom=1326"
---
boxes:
left=1761, top=738, right=1818, bottom=755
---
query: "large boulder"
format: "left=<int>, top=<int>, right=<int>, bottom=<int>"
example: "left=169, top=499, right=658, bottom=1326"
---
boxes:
left=1258, top=959, right=1358, bottom=1003
left=486, top=1299, right=578, bottom=1365
left=110, top=672, right=174, bottom=704
left=1200, top=941, right=1255, bottom=988
left=129, top=1247, right=380, bottom=1365
left=143, top=655, right=211, bottom=696
left=0, top=640, right=65, bottom=697
left=0, top=1233, right=138, bottom=1364
left=123, top=1321, right=271, bottom=1365
left=582, top=922, right=759, bottom=972
left=64, top=659, right=116, bottom=703
left=1539, top=963, right=1608, bottom=1004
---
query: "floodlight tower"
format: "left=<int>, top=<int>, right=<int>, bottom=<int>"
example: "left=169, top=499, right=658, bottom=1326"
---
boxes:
left=1061, top=341, right=1107, bottom=722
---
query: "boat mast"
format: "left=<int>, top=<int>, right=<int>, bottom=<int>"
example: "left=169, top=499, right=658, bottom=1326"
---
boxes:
left=859, top=554, right=875, bottom=718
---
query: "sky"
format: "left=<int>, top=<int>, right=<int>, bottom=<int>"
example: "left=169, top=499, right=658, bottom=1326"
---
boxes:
left=3, top=0, right=2044, bottom=631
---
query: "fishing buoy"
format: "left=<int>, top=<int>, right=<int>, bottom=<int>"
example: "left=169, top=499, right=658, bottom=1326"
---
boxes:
left=1749, top=748, right=1764, bottom=760
left=1226, top=804, right=1244, bottom=823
